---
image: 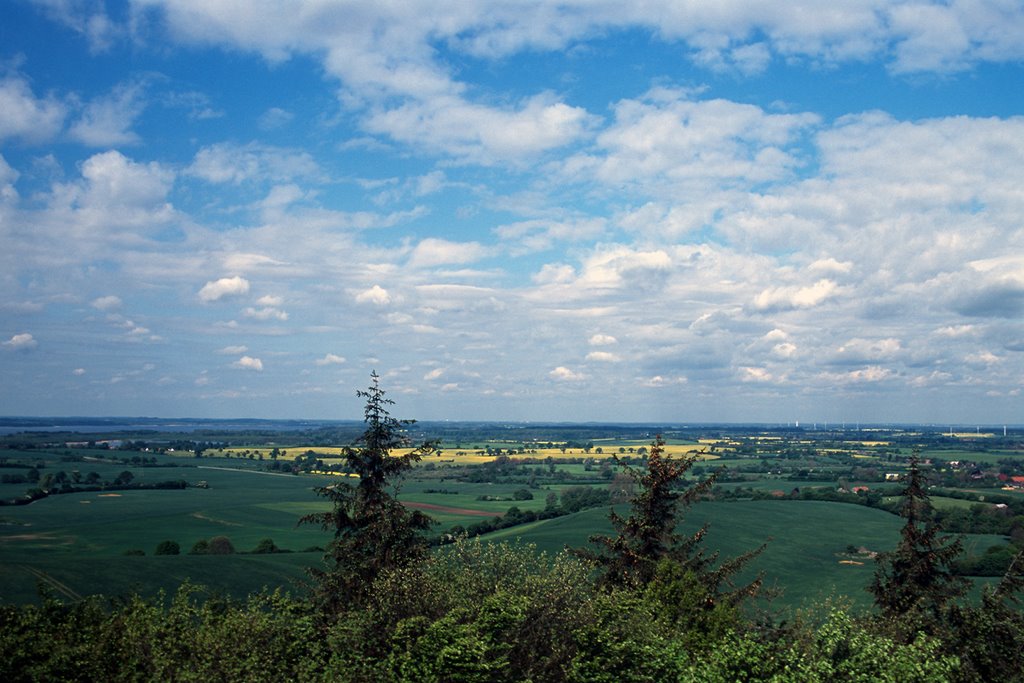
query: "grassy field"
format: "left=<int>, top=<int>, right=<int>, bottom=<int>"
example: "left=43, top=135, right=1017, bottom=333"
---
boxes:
left=0, top=457, right=337, bottom=604
left=481, top=500, right=1006, bottom=611
left=1, top=443, right=1015, bottom=612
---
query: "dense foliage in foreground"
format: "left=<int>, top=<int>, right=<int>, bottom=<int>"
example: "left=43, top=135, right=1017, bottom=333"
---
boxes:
left=0, top=541, right=978, bottom=683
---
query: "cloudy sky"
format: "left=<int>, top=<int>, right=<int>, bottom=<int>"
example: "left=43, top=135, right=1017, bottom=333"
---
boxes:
left=1, top=1, right=1023, bottom=424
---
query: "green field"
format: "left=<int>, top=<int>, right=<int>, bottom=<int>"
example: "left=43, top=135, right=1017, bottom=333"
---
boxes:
left=2, top=430, right=1020, bottom=613
left=482, top=500, right=1006, bottom=610
left=0, top=459, right=338, bottom=604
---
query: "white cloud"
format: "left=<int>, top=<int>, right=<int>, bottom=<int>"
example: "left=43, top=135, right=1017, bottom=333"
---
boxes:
left=217, top=345, right=248, bottom=354
left=315, top=353, right=346, bottom=366
left=424, top=367, right=444, bottom=380
left=586, top=351, right=620, bottom=362
left=589, top=334, right=618, bottom=346
left=0, top=75, right=66, bottom=143
left=408, top=238, right=491, bottom=268
left=834, top=338, right=903, bottom=364
left=73, top=368, right=86, bottom=376
left=819, top=366, right=894, bottom=384
left=31, top=0, right=122, bottom=51
left=257, top=107, right=293, bottom=130
left=243, top=306, right=289, bottom=321
left=68, top=81, right=146, bottom=146
left=740, top=366, right=774, bottom=383
left=753, top=279, right=839, bottom=311
left=256, top=295, right=283, bottom=306
left=566, top=88, right=818, bottom=194
left=3, top=333, right=37, bottom=350
left=367, top=92, right=596, bottom=164
left=91, top=295, right=122, bottom=311
left=231, top=355, right=264, bottom=371
left=355, top=285, right=391, bottom=306
left=935, top=325, right=976, bottom=338
left=188, top=142, right=319, bottom=184
left=771, top=342, right=797, bottom=359
left=549, top=366, right=585, bottom=381
left=198, top=276, right=251, bottom=302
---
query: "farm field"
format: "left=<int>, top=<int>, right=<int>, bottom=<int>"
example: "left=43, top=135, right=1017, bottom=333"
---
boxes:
left=2, top=420, right=1023, bottom=613
left=481, top=500, right=1006, bottom=610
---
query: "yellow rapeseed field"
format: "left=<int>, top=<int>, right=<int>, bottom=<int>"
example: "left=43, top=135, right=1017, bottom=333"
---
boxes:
left=210, top=443, right=719, bottom=464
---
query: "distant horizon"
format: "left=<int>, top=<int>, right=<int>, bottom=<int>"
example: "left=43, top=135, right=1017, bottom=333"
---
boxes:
left=1, top=415, right=1020, bottom=431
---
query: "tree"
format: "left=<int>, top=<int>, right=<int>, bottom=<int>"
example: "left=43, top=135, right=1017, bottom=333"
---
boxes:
left=869, top=451, right=967, bottom=634
left=154, top=540, right=180, bottom=556
left=207, top=536, right=235, bottom=555
left=252, top=537, right=279, bottom=554
left=300, top=371, right=436, bottom=614
left=575, top=436, right=763, bottom=604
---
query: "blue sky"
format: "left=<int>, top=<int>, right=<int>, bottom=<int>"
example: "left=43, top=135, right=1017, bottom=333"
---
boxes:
left=2, top=1, right=1024, bottom=424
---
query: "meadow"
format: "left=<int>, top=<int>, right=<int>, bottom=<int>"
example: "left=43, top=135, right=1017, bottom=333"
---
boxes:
left=2, top=423, right=1021, bottom=611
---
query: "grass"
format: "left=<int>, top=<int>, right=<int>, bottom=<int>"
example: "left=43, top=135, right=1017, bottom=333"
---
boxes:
left=2, top=447, right=1014, bottom=612
left=481, top=499, right=1009, bottom=612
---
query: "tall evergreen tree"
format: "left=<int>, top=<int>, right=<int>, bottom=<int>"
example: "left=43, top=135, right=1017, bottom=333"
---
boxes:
left=300, top=372, right=435, bottom=614
left=869, top=450, right=966, bottom=633
left=575, top=435, right=763, bottom=604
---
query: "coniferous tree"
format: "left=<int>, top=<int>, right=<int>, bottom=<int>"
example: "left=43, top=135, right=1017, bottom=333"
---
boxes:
left=575, top=435, right=763, bottom=605
left=300, top=372, right=436, bottom=614
left=869, top=450, right=966, bottom=634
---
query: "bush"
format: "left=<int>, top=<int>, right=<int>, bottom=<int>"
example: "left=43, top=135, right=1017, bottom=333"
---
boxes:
left=252, top=538, right=279, bottom=554
left=154, top=540, right=180, bottom=556
left=207, top=536, right=235, bottom=555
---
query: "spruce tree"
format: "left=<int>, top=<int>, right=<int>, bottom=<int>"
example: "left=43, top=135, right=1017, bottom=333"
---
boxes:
left=301, top=372, right=435, bottom=614
left=869, top=450, right=966, bottom=633
left=575, top=435, right=763, bottom=605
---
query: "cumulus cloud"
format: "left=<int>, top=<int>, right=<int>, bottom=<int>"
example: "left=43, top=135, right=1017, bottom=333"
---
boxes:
left=257, top=107, right=293, bottom=130
left=217, top=345, right=248, bottom=354
left=549, top=366, right=585, bottom=381
left=586, top=351, right=620, bottom=362
left=91, top=295, right=122, bottom=311
left=231, top=355, right=264, bottom=371
left=198, top=276, right=251, bottom=302
left=243, top=306, right=289, bottom=321
left=72, top=151, right=175, bottom=218
left=68, top=81, right=147, bottom=146
left=589, top=334, right=618, bottom=346
left=188, top=142, right=319, bottom=184
left=408, top=238, right=491, bottom=268
left=355, top=285, right=391, bottom=306
left=3, top=333, right=37, bottom=350
left=315, top=353, right=346, bottom=366
left=0, top=74, right=66, bottom=143
left=753, top=279, right=839, bottom=311
left=563, top=88, right=818, bottom=196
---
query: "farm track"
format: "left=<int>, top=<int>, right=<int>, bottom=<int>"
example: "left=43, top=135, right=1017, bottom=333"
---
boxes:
left=196, top=466, right=297, bottom=477
left=402, top=502, right=501, bottom=517
left=21, top=565, right=83, bottom=602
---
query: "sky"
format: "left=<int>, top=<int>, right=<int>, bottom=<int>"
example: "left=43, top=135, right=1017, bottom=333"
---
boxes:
left=1, top=1, right=1024, bottom=424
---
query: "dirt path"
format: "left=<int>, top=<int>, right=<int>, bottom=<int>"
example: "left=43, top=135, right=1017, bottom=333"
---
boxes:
left=402, top=502, right=501, bottom=517
left=196, top=466, right=297, bottom=477
left=22, top=566, right=83, bottom=602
